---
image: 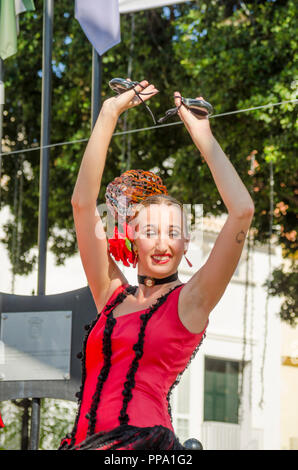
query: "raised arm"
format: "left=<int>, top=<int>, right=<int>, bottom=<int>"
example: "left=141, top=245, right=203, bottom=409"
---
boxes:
left=175, top=92, right=255, bottom=333
left=71, top=80, right=159, bottom=313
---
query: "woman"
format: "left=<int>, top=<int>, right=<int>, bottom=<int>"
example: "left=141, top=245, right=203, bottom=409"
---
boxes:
left=59, top=80, right=254, bottom=450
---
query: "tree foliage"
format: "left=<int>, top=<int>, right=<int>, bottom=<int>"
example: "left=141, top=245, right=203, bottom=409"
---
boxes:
left=0, top=0, right=297, bottom=323
left=0, top=398, right=76, bottom=450
left=266, top=261, right=298, bottom=326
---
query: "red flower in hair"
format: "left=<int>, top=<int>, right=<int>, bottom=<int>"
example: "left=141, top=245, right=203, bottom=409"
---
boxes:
left=108, top=222, right=137, bottom=267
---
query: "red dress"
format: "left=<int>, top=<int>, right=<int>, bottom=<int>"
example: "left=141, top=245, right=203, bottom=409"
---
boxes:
left=60, top=283, right=208, bottom=450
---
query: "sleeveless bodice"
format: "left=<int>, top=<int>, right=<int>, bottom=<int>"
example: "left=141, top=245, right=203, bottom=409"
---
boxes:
left=73, top=283, right=208, bottom=446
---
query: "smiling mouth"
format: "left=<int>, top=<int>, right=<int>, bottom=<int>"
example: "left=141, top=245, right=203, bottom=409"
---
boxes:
left=151, top=255, right=172, bottom=263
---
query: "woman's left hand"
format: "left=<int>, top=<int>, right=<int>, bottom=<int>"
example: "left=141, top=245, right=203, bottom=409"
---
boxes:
left=174, top=91, right=213, bottom=141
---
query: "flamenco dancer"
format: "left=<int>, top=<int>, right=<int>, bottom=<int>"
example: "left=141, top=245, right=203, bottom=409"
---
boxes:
left=59, top=80, right=254, bottom=450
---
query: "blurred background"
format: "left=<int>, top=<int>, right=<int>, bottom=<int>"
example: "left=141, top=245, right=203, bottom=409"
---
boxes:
left=0, top=0, right=297, bottom=450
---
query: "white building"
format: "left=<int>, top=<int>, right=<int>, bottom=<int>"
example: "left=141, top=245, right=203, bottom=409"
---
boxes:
left=172, top=217, right=282, bottom=450
left=0, top=208, right=283, bottom=449
left=281, top=321, right=298, bottom=450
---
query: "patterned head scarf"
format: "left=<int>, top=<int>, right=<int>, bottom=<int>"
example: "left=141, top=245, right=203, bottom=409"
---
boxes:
left=105, top=169, right=168, bottom=267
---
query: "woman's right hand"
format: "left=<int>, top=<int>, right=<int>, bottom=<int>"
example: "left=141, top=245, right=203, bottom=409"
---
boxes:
left=101, top=80, right=159, bottom=118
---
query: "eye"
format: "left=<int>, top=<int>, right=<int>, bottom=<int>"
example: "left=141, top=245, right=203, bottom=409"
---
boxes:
left=169, top=230, right=180, bottom=238
left=145, top=229, right=156, bottom=238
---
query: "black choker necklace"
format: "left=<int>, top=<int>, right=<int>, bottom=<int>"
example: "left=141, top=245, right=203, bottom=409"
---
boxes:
left=138, top=272, right=178, bottom=288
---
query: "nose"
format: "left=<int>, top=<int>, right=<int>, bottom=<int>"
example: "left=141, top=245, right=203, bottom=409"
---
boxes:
left=154, top=232, right=170, bottom=252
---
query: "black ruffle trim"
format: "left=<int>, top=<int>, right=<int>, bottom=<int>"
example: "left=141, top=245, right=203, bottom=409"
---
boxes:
left=67, top=285, right=136, bottom=447
left=59, top=423, right=186, bottom=450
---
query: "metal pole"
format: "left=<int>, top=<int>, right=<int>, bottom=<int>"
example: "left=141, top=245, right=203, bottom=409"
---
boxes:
left=91, top=48, right=102, bottom=130
left=29, top=0, right=54, bottom=450
left=37, top=0, right=53, bottom=296
left=30, top=398, right=41, bottom=450
left=0, top=58, right=4, bottom=206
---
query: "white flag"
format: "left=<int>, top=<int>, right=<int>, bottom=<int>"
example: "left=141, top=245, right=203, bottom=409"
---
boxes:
left=0, top=0, right=35, bottom=60
left=119, top=0, right=193, bottom=14
left=75, top=0, right=121, bottom=55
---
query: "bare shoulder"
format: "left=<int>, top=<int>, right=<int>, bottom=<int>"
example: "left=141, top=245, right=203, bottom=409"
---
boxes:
left=177, top=276, right=210, bottom=335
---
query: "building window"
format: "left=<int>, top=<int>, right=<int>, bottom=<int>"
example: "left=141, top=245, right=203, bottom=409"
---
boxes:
left=204, top=357, right=239, bottom=424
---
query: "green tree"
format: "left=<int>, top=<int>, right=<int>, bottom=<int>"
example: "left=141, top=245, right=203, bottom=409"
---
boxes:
left=0, top=398, right=76, bottom=450
left=266, top=261, right=297, bottom=326
left=0, top=0, right=297, bottom=323
left=169, top=0, right=297, bottom=325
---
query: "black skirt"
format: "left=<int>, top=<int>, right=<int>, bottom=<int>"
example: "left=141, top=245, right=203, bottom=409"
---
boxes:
left=59, top=423, right=186, bottom=450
